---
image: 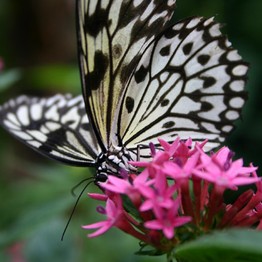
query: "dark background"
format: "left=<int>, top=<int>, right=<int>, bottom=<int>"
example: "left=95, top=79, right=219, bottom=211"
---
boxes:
left=0, top=0, right=261, bottom=261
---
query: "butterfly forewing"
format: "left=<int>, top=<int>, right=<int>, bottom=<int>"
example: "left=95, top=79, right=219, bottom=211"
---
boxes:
left=118, top=17, right=248, bottom=153
left=0, top=95, right=100, bottom=166
left=77, top=0, right=177, bottom=148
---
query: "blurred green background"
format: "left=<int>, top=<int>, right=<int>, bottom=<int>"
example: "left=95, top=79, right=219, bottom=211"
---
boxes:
left=0, top=0, right=262, bottom=261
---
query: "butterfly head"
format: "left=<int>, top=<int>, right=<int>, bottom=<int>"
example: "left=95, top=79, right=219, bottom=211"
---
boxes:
left=95, top=146, right=136, bottom=184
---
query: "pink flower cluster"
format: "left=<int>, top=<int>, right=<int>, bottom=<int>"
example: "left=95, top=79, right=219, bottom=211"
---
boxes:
left=83, top=138, right=261, bottom=253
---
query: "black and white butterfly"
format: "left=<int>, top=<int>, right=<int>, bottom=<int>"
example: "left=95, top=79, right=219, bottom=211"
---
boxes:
left=0, top=0, right=248, bottom=183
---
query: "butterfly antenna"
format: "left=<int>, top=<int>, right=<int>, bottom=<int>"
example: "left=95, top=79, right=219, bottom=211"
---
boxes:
left=71, top=177, right=94, bottom=197
left=61, top=179, right=94, bottom=241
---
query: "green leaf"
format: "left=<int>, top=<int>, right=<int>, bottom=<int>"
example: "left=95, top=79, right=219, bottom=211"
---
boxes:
left=174, top=229, right=262, bottom=262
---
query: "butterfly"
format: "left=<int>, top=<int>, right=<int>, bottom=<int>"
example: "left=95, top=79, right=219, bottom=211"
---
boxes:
left=0, top=0, right=248, bottom=183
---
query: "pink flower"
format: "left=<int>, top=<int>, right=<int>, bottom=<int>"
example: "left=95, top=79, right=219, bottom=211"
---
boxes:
left=194, top=147, right=258, bottom=190
left=158, top=137, right=180, bottom=157
left=101, top=170, right=153, bottom=206
left=163, top=150, right=200, bottom=180
left=139, top=173, right=177, bottom=217
left=102, top=170, right=150, bottom=194
left=144, top=198, right=191, bottom=239
left=83, top=137, right=261, bottom=254
left=82, top=197, right=123, bottom=237
left=88, top=193, right=108, bottom=201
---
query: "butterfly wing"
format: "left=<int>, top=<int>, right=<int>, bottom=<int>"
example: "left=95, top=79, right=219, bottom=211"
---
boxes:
left=0, top=94, right=100, bottom=166
left=77, top=0, right=177, bottom=149
left=117, top=17, right=248, bottom=154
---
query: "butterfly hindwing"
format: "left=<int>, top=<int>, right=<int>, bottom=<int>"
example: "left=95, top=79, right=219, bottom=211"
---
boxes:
left=0, top=94, right=100, bottom=166
left=77, top=0, right=177, bottom=148
left=118, top=17, right=248, bottom=153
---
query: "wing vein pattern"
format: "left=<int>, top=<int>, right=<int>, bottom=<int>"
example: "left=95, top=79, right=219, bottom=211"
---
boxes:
left=77, top=0, right=177, bottom=147
left=118, top=17, right=247, bottom=154
left=0, top=95, right=100, bottom=166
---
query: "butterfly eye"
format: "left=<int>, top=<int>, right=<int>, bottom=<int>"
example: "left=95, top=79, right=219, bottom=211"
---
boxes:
left=96, top=173, right=108, bottom=183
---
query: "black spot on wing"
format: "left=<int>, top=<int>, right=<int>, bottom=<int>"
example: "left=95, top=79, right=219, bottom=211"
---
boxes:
left=85, top=51, right=109, bottom=91
left=201, top=101, right=213, bottom=111
left=164, top=27, right=178, bottom=39
left=160, top=45, right=171, bottom=56
left=134, top=65, right=148, bottom=84
left=78, top=107, right=87, bottom=116
left=64, top=120, right=75, bottom=126
left=26, top=120, right=43, bottom=130
left=162, top=121, right=175, bottom=128
left=112, top=44, right=123, bottom=59
left=201, top=76, right=217, bottom=88
left=84, top=6, right=108, bottom=37
left=202, top=26, right=216, bottom=43
left=39, top=128, right=66, bottom=153
left=198, top=54, right=210, bottom=65
left=183, top=42, right=193, bottom=55
left=178, top=28, right=191, bottom=40
left=125, top=97, right=135, bottom=113
left=81, top=123, right=92, bottom=131
left=161, top=99, right=169, bottom=107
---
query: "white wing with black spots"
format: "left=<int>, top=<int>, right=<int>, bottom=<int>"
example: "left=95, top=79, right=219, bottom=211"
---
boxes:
left=0, top=94, right=100, bottom=166
left=118, top=17, right=248, bottom=153
left=77, top=0, right=177, bottom=148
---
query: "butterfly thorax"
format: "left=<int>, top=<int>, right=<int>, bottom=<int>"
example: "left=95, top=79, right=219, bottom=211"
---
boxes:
left=95, top=145, right=137, bottom=183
